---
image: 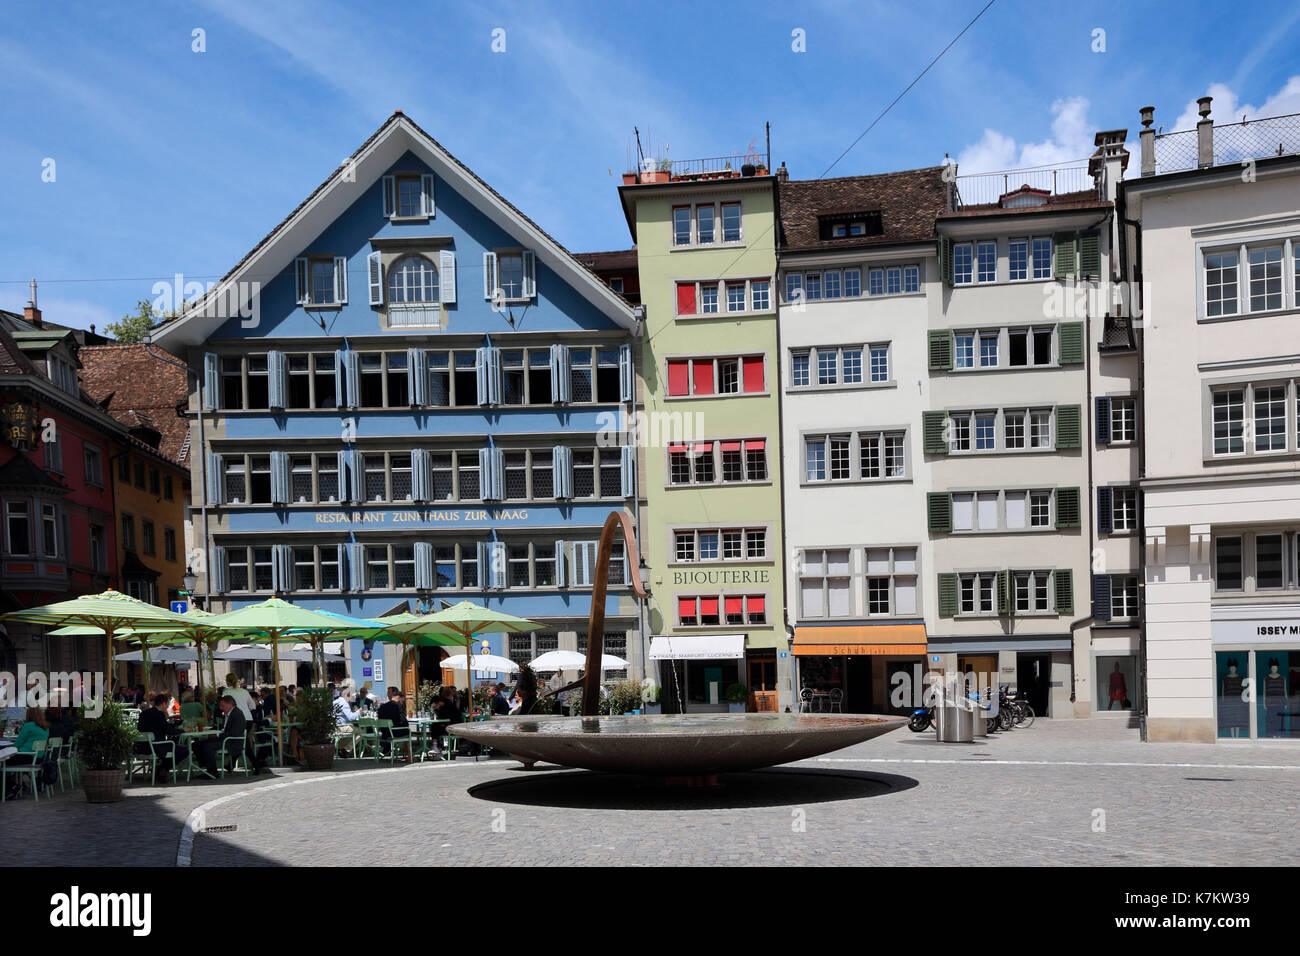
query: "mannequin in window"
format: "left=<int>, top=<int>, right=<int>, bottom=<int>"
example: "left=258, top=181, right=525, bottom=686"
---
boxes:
left=1220, top=659, right=1247, bottom=738
left=1107, top=662, right=1128, bottom=710
left=1263, top=657, right=1288, bottom=737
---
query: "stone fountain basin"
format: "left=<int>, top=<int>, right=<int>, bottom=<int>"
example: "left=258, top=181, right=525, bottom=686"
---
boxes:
left=447, top=713, right=906, bottom=775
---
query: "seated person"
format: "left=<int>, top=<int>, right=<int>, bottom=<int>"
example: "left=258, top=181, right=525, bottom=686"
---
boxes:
left=4, top=708, right=50, bottom=798
left=137, top=693, right=186, bottom=769
left=179, top=693, right=205, bottom=729
left=196, top=695, right=263, bottom=776
left=375, top=687, right=410, bottom=755
left=488, top=684, right=511, bottom=716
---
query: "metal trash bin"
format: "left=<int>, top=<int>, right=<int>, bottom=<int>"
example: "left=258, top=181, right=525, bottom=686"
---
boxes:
left=936, top=699, right=974, bottom=742
left=971, top=694, right=990, bottom=738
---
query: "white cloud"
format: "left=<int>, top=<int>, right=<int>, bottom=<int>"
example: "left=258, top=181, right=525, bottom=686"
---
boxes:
left=1172, top=76, right=1300, bottom=132
left=956, top=97, right=1096, bottom=174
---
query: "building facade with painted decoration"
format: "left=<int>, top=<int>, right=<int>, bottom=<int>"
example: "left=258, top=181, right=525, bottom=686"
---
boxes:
left=151, top=113, right=642, bottom=693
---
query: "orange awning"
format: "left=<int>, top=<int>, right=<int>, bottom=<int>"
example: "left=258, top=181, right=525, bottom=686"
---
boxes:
left=792, top=624, right=927, bottom=657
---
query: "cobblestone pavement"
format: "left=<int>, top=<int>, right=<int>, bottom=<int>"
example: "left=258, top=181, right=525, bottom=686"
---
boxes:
left=6, top=719, right=1299, bottom=867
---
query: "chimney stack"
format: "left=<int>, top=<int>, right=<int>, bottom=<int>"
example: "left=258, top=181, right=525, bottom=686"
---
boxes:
left=1139, top=106, right=1156, bottom=176
left=775, top=161, right=789, bottom=183
left=1197, top=96, right=1214, bottom=168
left=1090, top=129, right=1130, bottom=202
left=23, top=277, right=41, bottom=326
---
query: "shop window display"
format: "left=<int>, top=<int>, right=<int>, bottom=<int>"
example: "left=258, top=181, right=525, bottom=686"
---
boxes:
left=1216, top=652, right=1249, bottom=738
left=1094, top=655, right=1136, bottom=712
left=1257, top=651, right=1298, bottom=739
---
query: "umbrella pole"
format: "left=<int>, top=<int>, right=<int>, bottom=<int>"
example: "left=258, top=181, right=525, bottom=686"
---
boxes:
left=143, top=640, right=151, bottom=698
left=463, top=627, right=472, bottom=715
left=273, top=632, right=284, bottom=766
left=105, top=623, right=115, bottom=698
left=194, top=636, right=204, bottom=702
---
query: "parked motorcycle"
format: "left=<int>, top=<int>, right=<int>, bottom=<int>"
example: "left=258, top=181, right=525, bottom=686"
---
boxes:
left=907, top=706, right=936, bottom=732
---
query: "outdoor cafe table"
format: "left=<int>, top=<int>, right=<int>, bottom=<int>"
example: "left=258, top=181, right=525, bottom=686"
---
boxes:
left=178, top=729, right=220, bottom=779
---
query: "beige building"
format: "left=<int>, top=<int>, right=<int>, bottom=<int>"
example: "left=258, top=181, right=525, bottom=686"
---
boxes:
left=1123, top=98, right=1300, bottom=742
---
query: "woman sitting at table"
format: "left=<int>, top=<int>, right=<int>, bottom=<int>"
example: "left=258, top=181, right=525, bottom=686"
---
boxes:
left=4, top=708, right=50, bottom=799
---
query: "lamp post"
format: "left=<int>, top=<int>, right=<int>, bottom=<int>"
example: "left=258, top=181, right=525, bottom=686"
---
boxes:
left=183, top=568, right=199, bottom=610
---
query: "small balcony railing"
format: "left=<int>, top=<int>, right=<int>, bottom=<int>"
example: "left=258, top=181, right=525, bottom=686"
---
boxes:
left=387, top=302, right=443, bottom=329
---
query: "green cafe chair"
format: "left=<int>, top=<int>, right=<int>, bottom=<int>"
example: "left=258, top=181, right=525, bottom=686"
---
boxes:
left=355, top=718, right=382, bottom=761
left=2, top=738, right=48, bottom=802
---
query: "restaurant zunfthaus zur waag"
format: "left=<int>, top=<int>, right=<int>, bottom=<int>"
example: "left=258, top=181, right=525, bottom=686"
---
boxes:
left=150, top=112, right=645, bottom=690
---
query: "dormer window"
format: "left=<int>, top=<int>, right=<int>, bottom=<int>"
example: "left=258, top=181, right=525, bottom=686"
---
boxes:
left=817, top=211, right=882, bottom=241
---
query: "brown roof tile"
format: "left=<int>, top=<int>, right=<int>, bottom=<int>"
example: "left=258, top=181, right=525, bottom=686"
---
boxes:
left=78, top=345, right=190, bottom=465
left=779, top=166, right=949, bottom=251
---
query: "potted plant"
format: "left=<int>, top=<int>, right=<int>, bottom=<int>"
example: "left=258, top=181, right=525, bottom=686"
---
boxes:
left=292, top=687, right=336, bottom=770
left=415, top=680, right=442, bottom=716
left=642, top=159, right=673, bottom=184
left=607, top=678, right=643, bottom=715
left=621, top=171, right=638, bottom=185
left=77, top=700, right=137, bottom=803
left=641, top=679, right=662, bottom=715
left=726, top=683, right=749, bottom=714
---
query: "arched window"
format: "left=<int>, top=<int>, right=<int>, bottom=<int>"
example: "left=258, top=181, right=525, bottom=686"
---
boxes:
left=387, top=255, right=439, bottom=304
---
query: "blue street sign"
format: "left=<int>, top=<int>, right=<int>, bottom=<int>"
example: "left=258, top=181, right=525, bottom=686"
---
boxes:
left=171, top=601, right=188, bottom=614
left=931, top=655, right=941, bottom=662
left=779, top=651, right=788, bottom=659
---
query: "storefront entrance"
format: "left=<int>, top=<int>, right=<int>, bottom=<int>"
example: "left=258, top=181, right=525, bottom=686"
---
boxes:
left=1019, top=653, right=1053, bottom=716
left=1216, top=649, right=1300, bottom=739
left=747, top=651, right=778, bottom=712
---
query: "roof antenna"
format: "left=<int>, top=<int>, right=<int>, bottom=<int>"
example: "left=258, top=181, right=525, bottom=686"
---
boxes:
left=28, top=277, right=37, bottom=310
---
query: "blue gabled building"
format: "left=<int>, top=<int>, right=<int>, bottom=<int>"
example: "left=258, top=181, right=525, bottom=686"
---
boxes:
left=152, top=112, right=643, bottom=692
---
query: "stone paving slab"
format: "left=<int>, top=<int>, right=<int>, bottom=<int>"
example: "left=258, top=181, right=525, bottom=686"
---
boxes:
left=5, top=720, right=1299, bottom=867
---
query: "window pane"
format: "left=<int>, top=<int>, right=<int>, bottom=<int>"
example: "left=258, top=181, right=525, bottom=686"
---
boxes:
left=1216, top=537, right=1242, bottom=589
left=1256, top=534, right=1284, bottom=589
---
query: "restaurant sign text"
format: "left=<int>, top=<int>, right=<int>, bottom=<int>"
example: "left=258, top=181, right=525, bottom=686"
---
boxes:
left=314, top=508, right=529, bottom=525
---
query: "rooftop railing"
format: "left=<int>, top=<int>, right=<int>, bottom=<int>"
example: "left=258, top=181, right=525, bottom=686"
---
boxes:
left=1153, top=112, right=1300, bottom=173
left=953, top=160, right=1096, bottom=209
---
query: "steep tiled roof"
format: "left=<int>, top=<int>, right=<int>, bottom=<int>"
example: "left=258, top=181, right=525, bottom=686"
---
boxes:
left=573, top=249, right=638, bottom=272
left=0, top=326, right=39, bottom=375
left=78, top=345, right=190, bottom=465
left=779, top=166, right=949, bottom=251
left=940, top=188, right=1110, bottom=218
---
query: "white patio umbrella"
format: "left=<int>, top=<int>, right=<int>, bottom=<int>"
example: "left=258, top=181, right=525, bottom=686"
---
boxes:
left=440, top=653, right=519, bottom=673
left=529, top=649, right=630, bottom=672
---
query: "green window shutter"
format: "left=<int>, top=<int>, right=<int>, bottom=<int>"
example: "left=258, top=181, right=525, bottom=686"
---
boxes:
left=922, top=410, right=948, bottom=455
left=1054, top=233, right=1077, bottom=279
left=1056, top=486, right=1081, bottom=528
left=928, top=329, right=953, bottom=371
left=1058, top=322, right=1084, bottom=365
left=937, top=573, right=958, bottom=617
left=996, top=569, right=1011, bottom=615
left=927, top=492, right=952, bottom=533
left=1079, top=230, right=1101, bottom=276
left=1056, top=404, right=1082, bottom=449
left=1054, top=568, right=1074, bottom=615
left=938, top=236, right=954, bottom=287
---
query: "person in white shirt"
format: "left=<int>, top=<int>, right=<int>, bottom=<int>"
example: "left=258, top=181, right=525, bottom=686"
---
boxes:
left=223, top=673, right=255, bottom=721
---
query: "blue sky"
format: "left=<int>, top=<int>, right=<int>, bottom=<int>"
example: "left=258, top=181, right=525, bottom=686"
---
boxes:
left=2, top=0, right=1298, bottom=333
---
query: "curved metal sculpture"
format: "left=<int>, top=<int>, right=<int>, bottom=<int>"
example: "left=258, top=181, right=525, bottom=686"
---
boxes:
left=528, top=510, right=648, bottom=716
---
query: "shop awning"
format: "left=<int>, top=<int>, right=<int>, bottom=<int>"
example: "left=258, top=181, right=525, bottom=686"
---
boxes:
left=648, top=634, right=746, bottom=660
left=792, top=624, right=926, bottom=657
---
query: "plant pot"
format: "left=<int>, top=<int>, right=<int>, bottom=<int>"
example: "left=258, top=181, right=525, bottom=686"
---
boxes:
left=83, top=769, right=126, bottom=804
left=728, top=701, right=747, bottom=714
left=621, top=172, right=638, bottom=185
left=642, top=170, right=671, bottom=184
left=741, top=163, right=756, bottom=177
left=643, top=702, right=662, bottom=715
left=300, top=744, right=335, bottom=771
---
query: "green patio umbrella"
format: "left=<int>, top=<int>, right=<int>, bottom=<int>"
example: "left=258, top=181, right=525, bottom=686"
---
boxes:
left=384, top=602, right=542, bottom=715
left=1, top=589, right=190, bottom=697
left=290, top=609, right=392, bottom=688
left=204, top=598, right=384, bottom=761
left=368, top=611, right=468, bottom=710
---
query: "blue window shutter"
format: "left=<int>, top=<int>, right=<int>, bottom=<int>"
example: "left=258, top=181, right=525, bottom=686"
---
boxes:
left=552, top=445, right=572, bottom=499
left=440, top=250, right=456, bottom=305
left=488, top=347, right=501, bottom=405
left=333, top=256, right=348, bottom=305
left=491, top=542, right=507, bottom=589
left=368, top=251, right=383, bottom=307
left=415, top=542, right=433, bottom=590
left=408, top=348, right=427, bottom=405
left=347, top=543, right=365, bottom=591
left=476, top=542, right=489, bottom=588
left=1095, top=397, right=1111, bottom=445
left=210, top=546, right=228, bottom=593
left=267, top=350, right=286, bottom=409
left=206, top=453, right=223, bottom=506
left=203, top=353, right=219, bottom=410
left=619, top=343, right=633, bottom=402
left=478, top=448, right=492, bottom=500
left=271, top=545, right=289, bottom=594
left=411, top=449, right=429, bottom=502
left=550, top=344, right=571, bottom=403
left=621, top=444, right=635, bottom=498
left=336, top=449, right=349, bottom=502
left=555, top=540, right=566, bottom=587
left=475, top=348, right=489, bottom=406
left=1092, top=574, right=1112, bottom=622
left=522, top=250, right=536, bottom=299
left=344, top=351, right=360, bottom=408
left=482, top=252, right=498, bottom=301
left=334, top=349, right=347, bottom=407
left=421, top=173, right=435, bottom=217
left=270, top=451, right=289, bottom=504
left=382, top=175, right=395, bottom=217
left=1097, top=486, right=1113, bottom=534
left=350, top=448, right=364, bottom=503
left=295, top=258, right=309, bottom=305
left=491, top=449, right=504, bottom=500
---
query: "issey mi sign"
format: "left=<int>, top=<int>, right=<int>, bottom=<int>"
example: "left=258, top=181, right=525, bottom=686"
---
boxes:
left=1212, top=617, right=1300, bottom=642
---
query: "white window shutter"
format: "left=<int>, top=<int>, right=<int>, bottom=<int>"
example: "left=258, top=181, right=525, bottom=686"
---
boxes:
left=552, top=445, right=573, bottom=499
left=440, top=249, right=456, bottom=304
left=491, top=542, right=507, bottom=589
left=477, top=541, right=490, bottom=588
left=488, top=347, right=501, bottom=405
left=411, top=448, right=430, bottom=501
left=475, top=348, right=490, bottom=406
left=367, top=251, right=383, bottom=306
left=336, top=450, right=349, bottom=502
left=483, top=252, right=498, bottom=300
left=334, top=256, right=348, bottom=304
left=550, top=344, right=571, bottom=403
left=347, top=543, right=365, bottom=591
left=295, top=258, right=309, bottom=306
left=334, top=349, right=347, bottom=407
left=414, top=542, right=433, bottom=590
left=621, top=444, right=635, bottom=498
left=478, top=447, right=492, bottom=499
left=618, top=343, right=633, bottom=402
left=267, top=350, right=286, bottom=409
left=408, top=348, right=427, bottom=405
left=382, top=175, right=395, bottom=218
left=270, top=451, right=289, bottom=504
left=555, top=540, right=566, bottom=588
left=573, top=542, right=594, bottom=587
left=522, top=249, right=536, bottom=298
left=206, top=453, right=223, bottom=506
left=421, top=173, right=435, bottom=217
left=344, top=351, right=360, bottom=407
left=491, top=448, right=504, bottom=500
left=203, top=353, right=219, bottom=410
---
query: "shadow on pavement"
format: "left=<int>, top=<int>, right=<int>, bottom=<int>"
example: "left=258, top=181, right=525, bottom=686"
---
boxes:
left=467, top=766, right=918, bottom=811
